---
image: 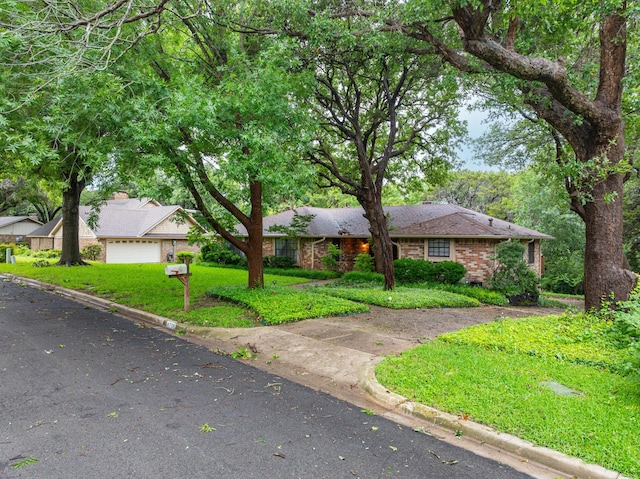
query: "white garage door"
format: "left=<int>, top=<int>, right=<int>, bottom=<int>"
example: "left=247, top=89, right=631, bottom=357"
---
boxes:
left=105, top=239, right=162, bottom=264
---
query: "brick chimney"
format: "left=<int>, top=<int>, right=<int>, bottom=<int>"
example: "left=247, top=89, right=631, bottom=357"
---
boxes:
left=110, top=190, right=129, bottom=200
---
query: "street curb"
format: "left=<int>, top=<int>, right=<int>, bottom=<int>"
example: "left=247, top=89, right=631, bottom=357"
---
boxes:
left=1, top=273, right=179, bottom=331
left=359, top=362, right=630, bottom=479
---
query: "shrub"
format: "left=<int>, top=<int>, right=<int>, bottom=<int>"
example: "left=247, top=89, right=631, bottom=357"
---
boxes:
left=81, top=243, right=102, bottom=261
left=394, top=258, right=435, bottom=283
left=263, top=255, right=296, bottom=269
left=264, top=268, right=342, bottom=280
left=433, top=261, right=466, bottom=284
left=14, top=242, right=30, bottom=255
left=353, top=253, right=374, bottom=272
left=394, top=258, right=466, bottom=284
left=490, top=241, right=540, bottom=305
left=200, top=242, right=244, bottom=265
left=604, top=286, right=640, bottom=379
left=176, top=250, right=195, bottom=264
left=321, top=243, right=341, bottom=271
left=40, top=249, right=62, bottom=259
left=541, top=247, right=584, bottom=295
left=542, top=272, right=584, bottom=295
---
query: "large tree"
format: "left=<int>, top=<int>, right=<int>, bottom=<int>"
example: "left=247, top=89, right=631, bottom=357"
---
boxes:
left=0, top=4, right=133, bottom=265
left=304, top=30, right=462, bottom=289
left=2, top=1, right=314, bottom=283
left=396, top=0, right=637, bottom=309
left=0, top=68, right=124, bottom=264
left=115, top=12, right=315, bottom=288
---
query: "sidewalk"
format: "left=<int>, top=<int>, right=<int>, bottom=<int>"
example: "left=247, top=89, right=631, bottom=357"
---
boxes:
left=2, top=273, right=630, bottom=479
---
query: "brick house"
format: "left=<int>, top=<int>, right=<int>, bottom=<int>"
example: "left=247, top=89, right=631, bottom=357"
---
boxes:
left=28, top=192, right=201, bottom=263
left=237, top=204, right=552, bottom=285
left=0, top=216, right=43, bottom=246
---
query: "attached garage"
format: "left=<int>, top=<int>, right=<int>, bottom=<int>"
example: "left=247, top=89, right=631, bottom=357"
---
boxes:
left=28, top=194, right=202, bottom=263
left=105, top=239, right=161, bottom=264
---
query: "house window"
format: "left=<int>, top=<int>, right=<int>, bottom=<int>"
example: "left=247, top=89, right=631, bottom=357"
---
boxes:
left=225, top=241, right=244, bottom=257
left=528, top=241, right=535, bottom=264
left=275, top=238, right=298, bottom=263
left=428, top=239, right=450, bottom=258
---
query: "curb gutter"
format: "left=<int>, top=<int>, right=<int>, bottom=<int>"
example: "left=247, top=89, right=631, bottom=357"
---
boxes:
left=2, top=273, right=632, bottom=479
left=359, top=363, right=630, bottom=479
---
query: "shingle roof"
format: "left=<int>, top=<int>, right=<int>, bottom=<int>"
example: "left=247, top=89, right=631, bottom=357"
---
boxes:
left=27, top=217, right=60, bottom=237
left=0, top=216, right=42, bottom=228
left=78, top=204, right=183, bottom=238
left=239, top=204, right=552, bottom=240
left=28, top=199, right=197, bottom=239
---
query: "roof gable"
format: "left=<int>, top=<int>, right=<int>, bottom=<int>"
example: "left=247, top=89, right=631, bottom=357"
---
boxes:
left=80, top=204, right=197, bottom=238
left=391, top=212, right=497, bottom=236
left=28, top=217, right=61, bottom=237
left=0, top=216, right=42, bottom=228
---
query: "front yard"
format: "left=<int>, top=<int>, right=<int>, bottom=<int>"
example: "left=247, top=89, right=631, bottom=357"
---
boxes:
left=0, top=260, right=499, bottom=327
left=1, top=260, right=637, bottom=477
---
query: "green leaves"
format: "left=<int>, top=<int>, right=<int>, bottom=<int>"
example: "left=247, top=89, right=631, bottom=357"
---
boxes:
left=315, top=285, right=480, bottom=309
left=209, top=285, right=369, bottom=324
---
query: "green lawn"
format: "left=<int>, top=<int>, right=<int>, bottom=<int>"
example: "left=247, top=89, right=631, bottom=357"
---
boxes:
left=377, top=313, right=640, bottom=478
left=209, top=285, right=369, bottom=324
left=0, top=260, right=498, bottom=325
left=0, top=260, right=311, bottom=326
left=0, top=260, right=376, bottom=326
left=313, top=285, right=481, bottom=308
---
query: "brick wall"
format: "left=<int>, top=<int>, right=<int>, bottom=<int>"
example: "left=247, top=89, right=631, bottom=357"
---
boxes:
left=0, top=234, right=29, bottom=245
left=161, top=239, right=200, bottom=263
left=455, top=239, right=497, bottom=285
left=269, top=236, right=544, bottom=284
left=30, top=238, right=55, bottom=250
left=296, top=238, right=369, bottom=271
left=300, top=238, right=326, bottom=270
left=396, top=239, right=426, bottom=260
left=262, top=239, right=275, bottom=257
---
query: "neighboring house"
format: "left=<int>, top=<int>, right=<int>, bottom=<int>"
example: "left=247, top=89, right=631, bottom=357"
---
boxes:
left=236, top=204, right=552, bottom=285
left=0, top=216, right=43, bottom=245
left=29, top=193, right=201, bottom=263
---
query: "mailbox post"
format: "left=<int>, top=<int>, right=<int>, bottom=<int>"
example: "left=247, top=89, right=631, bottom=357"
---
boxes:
left=164, top=262, right=192, bottom=312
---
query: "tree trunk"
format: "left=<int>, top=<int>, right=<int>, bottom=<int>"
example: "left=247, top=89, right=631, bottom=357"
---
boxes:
left=245, top=180, right=264, bottom=289
left=57, top=171, right=88, bottom=266
left=439, top=3, right=635, bottom=309
left=361, top=197, right=395, bottom=290
left=572, top=133, right=636, bottom=310
left=580, top=169, right=636, bottom=311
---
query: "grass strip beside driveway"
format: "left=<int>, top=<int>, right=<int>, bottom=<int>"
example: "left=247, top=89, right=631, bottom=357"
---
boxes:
left=314, top=285, right=481, bottom=309
left=377, top=314, right=640, bottom=478
left=209, top=285, right=369, bottom=324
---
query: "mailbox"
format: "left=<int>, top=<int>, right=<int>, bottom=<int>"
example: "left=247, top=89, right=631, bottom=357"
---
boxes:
left=165, top=264, right=188, bottom=276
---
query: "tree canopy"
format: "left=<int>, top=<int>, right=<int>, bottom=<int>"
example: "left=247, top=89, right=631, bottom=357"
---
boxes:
left=1, top=0, right=638, bottom=305
left=397, top=0, right=637, bottom=309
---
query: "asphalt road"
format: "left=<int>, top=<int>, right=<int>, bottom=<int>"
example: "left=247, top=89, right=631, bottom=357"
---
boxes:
left=0, top=279, right=535, bottom=479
